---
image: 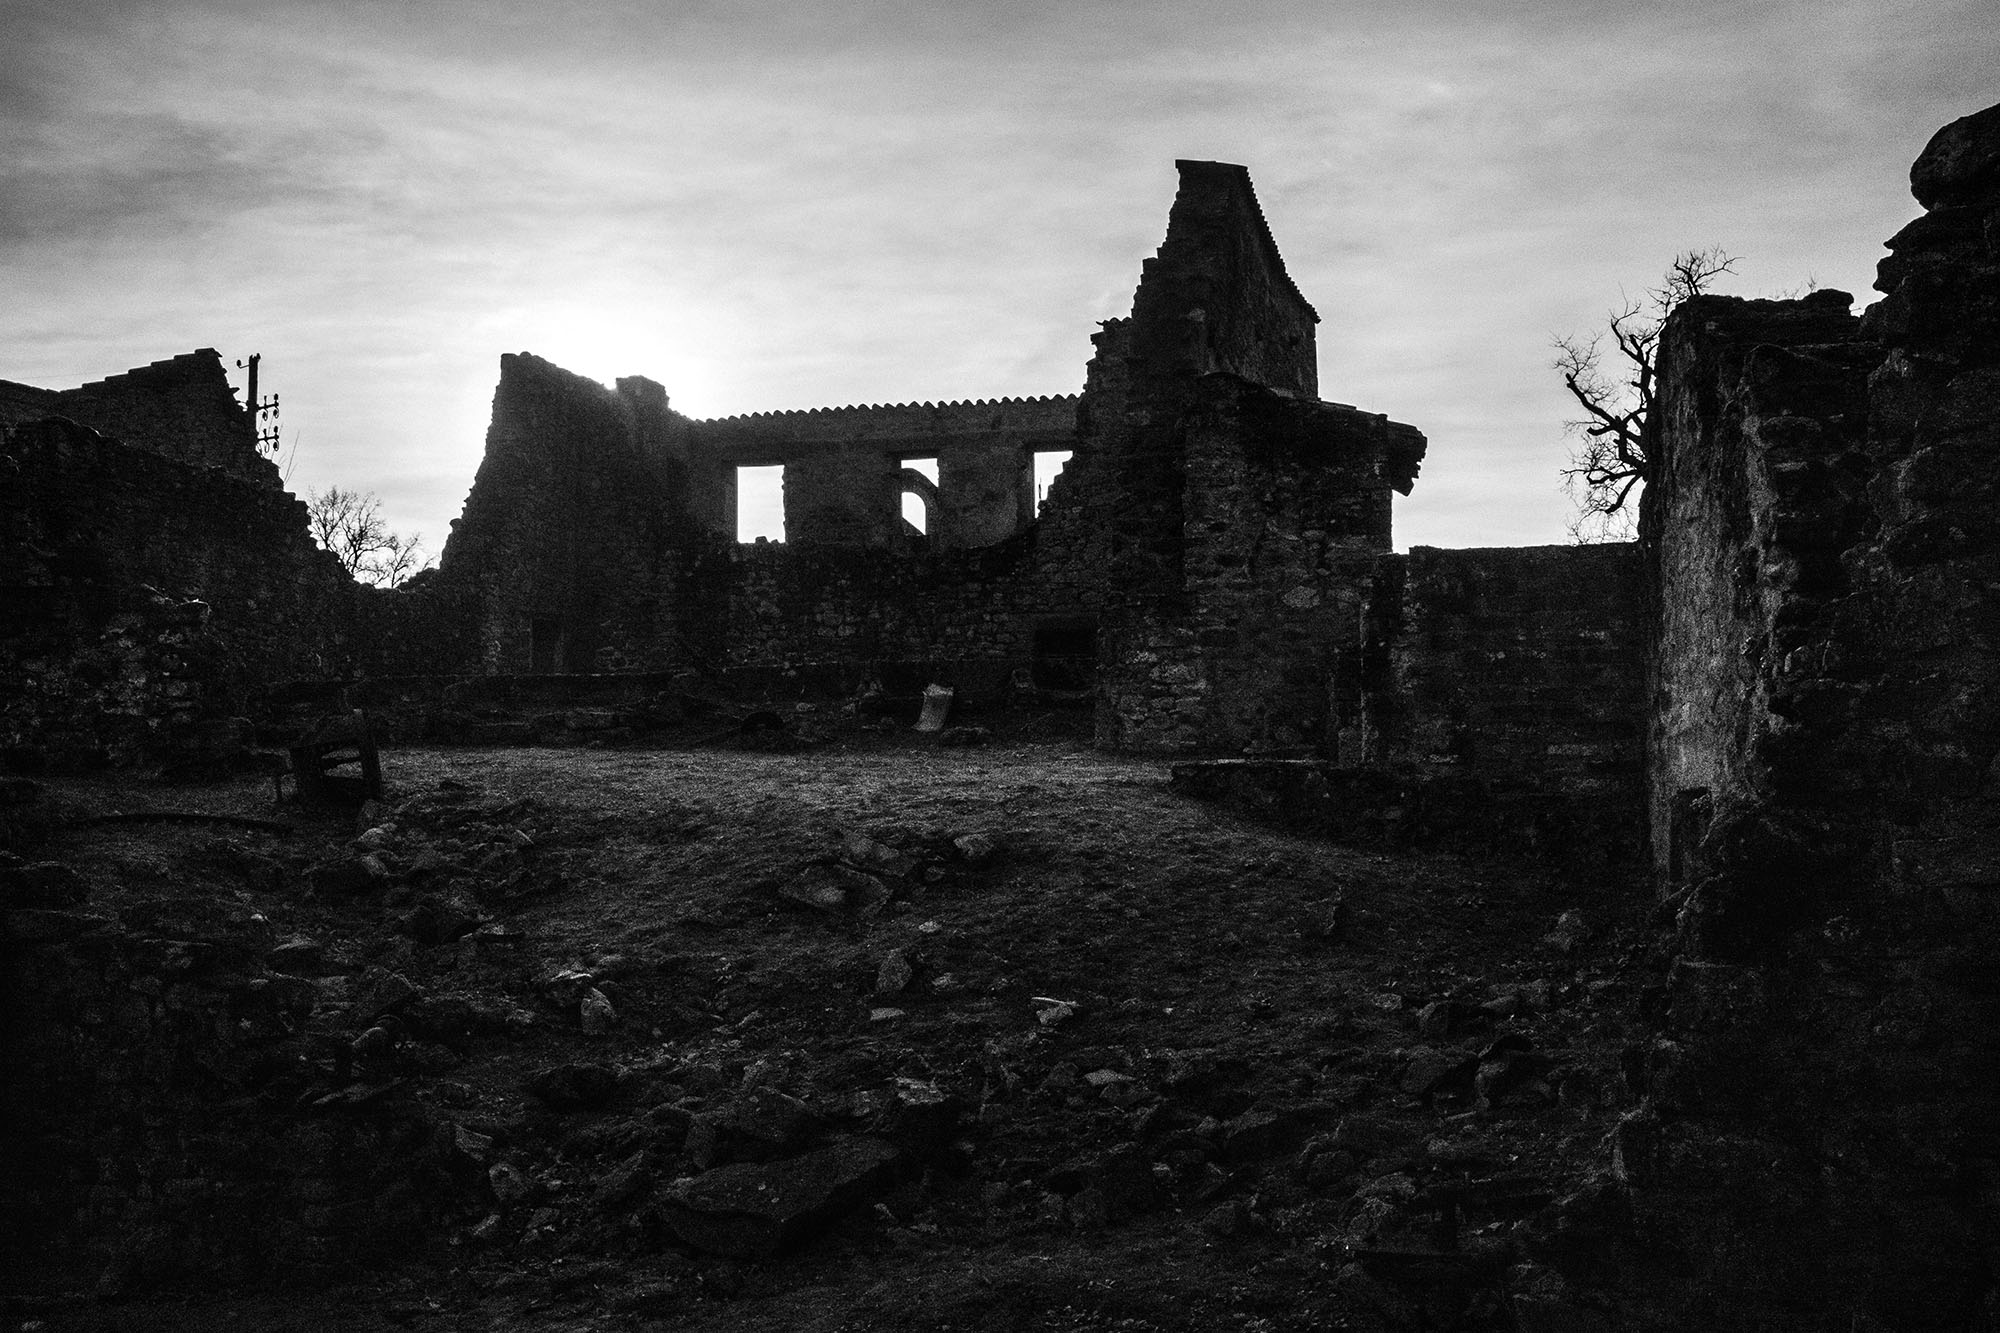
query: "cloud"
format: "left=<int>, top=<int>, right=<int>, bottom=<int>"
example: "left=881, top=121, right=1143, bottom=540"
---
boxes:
left=2, top=0, right=1997, bottom=553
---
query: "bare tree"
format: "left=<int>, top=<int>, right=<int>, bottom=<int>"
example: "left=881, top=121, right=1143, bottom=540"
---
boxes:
left=1555, top=247, right=1738, bottom=541
left=305, top=485, right=433, bottom=588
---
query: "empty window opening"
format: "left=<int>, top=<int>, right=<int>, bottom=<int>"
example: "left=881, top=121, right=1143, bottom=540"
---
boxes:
left=530, top=618, right=563, bottom=674
left=736, top=465, right=785, bottom=543
left=1034, top=451, right=1073, bottom=514
left=900, top=456, right=938, bottom=536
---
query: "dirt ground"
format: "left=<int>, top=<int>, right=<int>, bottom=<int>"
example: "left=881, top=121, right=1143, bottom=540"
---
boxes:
left=14, top=729, right=1655, bottom=1332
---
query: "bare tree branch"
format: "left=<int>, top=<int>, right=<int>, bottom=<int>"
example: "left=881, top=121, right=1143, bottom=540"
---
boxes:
left=1554, top=246, right=1738, bottom=542
left=305, top=485, right=434, bottom=588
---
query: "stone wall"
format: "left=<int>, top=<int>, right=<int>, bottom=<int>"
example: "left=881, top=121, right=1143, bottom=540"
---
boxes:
left=1362, top=543, right=1645, bottom=848
left=1613, top=103, right=2000, bottom=1328
left=436, top=354, right=692, bottom=675
left=695, top=397, right=1075, bottom=552
left=1, top=349, right=278, bottom=486
left=1075, top=161, right=1423, bottom=753
left=1, top=867, right=481, bottom=1293
left=1644, top=290, right=1874, bottom=890
left=436, top=360, right=1099, bottom=685
left=433, top=160, right=1424, bottom=760
left=0, top=417, right=361, bottom=768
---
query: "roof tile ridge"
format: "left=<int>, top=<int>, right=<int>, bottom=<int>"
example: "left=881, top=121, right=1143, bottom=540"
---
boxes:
left=1233, top=170, right=1318, bottom=323
left=694, top=391, right=1081, bottom=425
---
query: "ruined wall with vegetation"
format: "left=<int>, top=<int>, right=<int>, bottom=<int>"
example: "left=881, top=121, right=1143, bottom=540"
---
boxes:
left=1613, top=103, right=2000, bottom=1328
left=0, top=416, right=361, bottom=768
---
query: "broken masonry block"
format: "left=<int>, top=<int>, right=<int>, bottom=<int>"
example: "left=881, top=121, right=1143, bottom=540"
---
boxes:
left=914, top=685, right=954, bottom=733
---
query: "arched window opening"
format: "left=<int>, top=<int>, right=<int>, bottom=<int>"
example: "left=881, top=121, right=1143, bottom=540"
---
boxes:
left=899, top=456, right=939, bottom=538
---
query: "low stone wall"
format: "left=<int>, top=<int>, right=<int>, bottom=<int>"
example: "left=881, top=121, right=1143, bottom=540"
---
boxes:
left=1365, top=543, right=1645, bottom=803
left=1167, top=758, right=1640, bottom=869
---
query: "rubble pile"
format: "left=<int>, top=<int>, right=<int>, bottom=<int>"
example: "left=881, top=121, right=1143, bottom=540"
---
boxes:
left=1, top=746, right=1657, bottom=1329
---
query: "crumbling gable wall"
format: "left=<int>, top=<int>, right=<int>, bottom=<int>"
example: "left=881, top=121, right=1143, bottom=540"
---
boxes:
left=1, top=350, right=278, bottom=487
left=1079, top=161, right=1425, bottom=752
left=436, top=353, right=693, bottom=674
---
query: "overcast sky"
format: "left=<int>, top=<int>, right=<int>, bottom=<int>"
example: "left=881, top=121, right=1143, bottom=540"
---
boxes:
left=4, top=0, right=1994, bottom=555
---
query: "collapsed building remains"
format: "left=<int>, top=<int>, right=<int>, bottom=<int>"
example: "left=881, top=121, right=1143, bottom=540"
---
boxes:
left=3, top=102, right=1998, bottom=1324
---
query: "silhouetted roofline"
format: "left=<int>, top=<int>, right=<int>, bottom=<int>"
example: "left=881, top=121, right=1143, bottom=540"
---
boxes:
left=1173, top=160, right=1318, bottom=323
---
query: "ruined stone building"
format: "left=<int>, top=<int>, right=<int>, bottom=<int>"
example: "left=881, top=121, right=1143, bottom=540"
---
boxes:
left=3, top=102, right=1999, bottom=1323
left=1, top=158, right=1641, bottom=806
left=433, top=161, right=1436, bottom=755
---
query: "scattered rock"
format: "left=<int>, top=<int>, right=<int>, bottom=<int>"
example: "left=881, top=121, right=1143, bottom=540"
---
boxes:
left=0, top=861, right=86, bottom=909
left=267, top=937, right=327, bottom=976
left=952, top=833, right=999, bottom=864
left=3, top=908, right=111, bottom=943
left=867, top=1078, right=963, bottom=1156
left=838, top=832, right=918, bottom=879
left=1475, top=1036, right=1552, bottom=1107
left=310, top=855, right=390, bottom=897
left=1544, top=910, right=1591, bottom=954
left=591, top=1149, right=655, bottom=1212
left=1295, top=896, right=1346, bottom=942
left=1399, top=1047, right=1478, bottom=1099
left=779, top=864, right=890, bottom=915
left=525, top=1062, right=621, bottom=1111
left=538, top=966, right=599, bottom=1006
left=579, top=987, right=617, bottom=1034
left=351, top=970, right=424, bottom=1025
left=453, top=1124, right=495, bottom=1166
left=686, top=1087, right=818, bottom=1168
left=0, top=777, right=45, bottom=807
left=410, top=991, right=528, bottom=1050
left=1220, top=1104, right=1325, bottom=1162
left=1200, top=1198, right=1251, bottom=1238
left=1416, top=998, right=1477, bottom=1039
left=657, top=1137, right=903, bottom=1258
left=874, top=949, right=915, bottom=997
left=119, top=896, right=276, bottom=953
left=1034, top=998, right=1079, bottom=1027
